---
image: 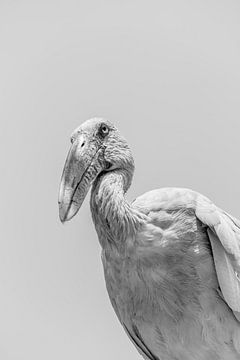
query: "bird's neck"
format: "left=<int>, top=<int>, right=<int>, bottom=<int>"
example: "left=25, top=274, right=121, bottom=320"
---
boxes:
left=90, top=169, right=145, bottom=250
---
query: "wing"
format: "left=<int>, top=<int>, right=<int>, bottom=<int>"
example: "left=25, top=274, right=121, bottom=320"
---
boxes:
left=196, top=202, right=240, bottom=319
left=133, top=187, right=240, bottom=320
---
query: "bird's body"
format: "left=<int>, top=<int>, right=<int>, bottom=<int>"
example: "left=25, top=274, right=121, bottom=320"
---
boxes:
left=98, top=187, right=240, bottom=360
left=59, top=118, right=240, bottom=360
left=90, top=172, right=240, bottom=360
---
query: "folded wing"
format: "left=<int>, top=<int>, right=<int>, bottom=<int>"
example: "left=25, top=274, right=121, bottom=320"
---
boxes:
left=196, top=200, right=240, bottom=319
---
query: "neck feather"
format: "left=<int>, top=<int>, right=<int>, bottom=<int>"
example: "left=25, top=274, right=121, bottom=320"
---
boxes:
left=90, top=169, right=146, bottom=249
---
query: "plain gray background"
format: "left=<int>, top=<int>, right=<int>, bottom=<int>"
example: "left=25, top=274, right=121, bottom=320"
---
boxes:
left=1, top=0, right=240, bottom=359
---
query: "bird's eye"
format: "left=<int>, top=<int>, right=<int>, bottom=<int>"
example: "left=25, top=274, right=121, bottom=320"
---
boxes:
left=99, top=124, right=109, bottom=137
left=105, top=161, right=112, bottom=170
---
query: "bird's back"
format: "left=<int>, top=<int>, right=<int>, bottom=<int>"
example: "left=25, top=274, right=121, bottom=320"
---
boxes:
left=102, top=188, right=240, bottom=360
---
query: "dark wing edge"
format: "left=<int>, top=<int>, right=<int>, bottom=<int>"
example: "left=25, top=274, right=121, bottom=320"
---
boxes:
left=123, top=323, right=160, bottom=360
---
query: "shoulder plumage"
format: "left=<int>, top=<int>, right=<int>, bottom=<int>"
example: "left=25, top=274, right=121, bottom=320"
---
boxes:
left=133, top=187, right=240, bottom=320
left=132, top=187, right=208, bottom=214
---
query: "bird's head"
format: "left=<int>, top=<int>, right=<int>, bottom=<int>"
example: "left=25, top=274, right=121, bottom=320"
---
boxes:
left=58, top=118, right=134, bottom=223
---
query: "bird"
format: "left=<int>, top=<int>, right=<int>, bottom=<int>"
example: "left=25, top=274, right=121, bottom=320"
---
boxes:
left=58, top=117, right=240, bottom=360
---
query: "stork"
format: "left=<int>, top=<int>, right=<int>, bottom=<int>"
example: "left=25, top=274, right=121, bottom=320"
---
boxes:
left=58, top=118, right=240, bottom=360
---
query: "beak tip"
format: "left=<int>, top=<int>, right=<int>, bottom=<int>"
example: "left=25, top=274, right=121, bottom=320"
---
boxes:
left=59, top=204, right=68, bottom=224
left=59, top=216, right=66, bottom=224
left=59, top=203, right=77, bottom=223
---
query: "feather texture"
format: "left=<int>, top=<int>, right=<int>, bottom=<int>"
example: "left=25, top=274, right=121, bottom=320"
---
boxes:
left=94, top=186, right=240, bottom=359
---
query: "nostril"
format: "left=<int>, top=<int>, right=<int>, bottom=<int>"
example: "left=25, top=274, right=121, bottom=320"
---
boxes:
left=81, top=141, right=85, bottom=148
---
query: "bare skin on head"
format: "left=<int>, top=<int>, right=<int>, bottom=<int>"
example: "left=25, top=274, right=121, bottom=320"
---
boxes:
left=59, top=118, right=240, bottom=360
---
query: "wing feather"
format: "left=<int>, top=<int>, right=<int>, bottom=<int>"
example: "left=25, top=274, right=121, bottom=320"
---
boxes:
left=207, top=228, right=240, bottom=312
left=195, top=196, right=240, bottom=314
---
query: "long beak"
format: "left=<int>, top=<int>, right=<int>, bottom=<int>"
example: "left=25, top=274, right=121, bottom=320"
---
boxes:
left=58, top=136, right=101, bottom=223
